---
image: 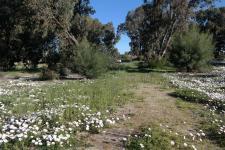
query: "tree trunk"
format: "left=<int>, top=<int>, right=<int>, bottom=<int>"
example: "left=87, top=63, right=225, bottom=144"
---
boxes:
left=52, top=17, right=79, bottom=46
left=160, top=19, right=178, bottom=58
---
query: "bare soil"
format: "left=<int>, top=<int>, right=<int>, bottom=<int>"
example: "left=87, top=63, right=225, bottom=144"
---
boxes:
left=83, top=84, right=220, bottom=150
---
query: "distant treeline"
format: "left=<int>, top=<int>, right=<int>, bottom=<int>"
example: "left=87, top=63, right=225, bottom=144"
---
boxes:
left=119, top=0, right=225, bottom=71
left=0, top=0, right=120, bottom=78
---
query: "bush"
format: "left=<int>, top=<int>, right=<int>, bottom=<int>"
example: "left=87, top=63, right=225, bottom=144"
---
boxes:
left=61, top=40, right=111, bottom=78
left=170, top=26, right=214, bottom=72
left=122, top=53, right=132, bottom=62
left=59, top=67, right=71, bottom=77
left=148, top=57, right=170, bottom=69
left=39, top=68, right=59, bottom=80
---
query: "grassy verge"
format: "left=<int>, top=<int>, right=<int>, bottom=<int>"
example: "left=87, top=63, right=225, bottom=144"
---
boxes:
left=171, top=89, right=209, bottom=104
left=172, top=89, right=225, bottom=147
left=125, top=125, right=195, bottom=150
left=2, top=62, right=223, bottom=149
left=1, top=71, right=165, bottom=114
left=0, top=69, right=167, bottom=149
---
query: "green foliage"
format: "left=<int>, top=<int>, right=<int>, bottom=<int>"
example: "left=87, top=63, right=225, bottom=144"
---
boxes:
left=62, top=40, right=111, bottom=78
left=0, top=0, right=119, bottom=73
left=59, top=67, right=71, bottom=77
left=0, top=0, right=77, bottom=69
left=170, top=27, right=214, bottom=72
left=126, top=126, right=186, bottom=150
left=201, top=120, right=225, bottom=147
left=39, top=68, right=59, bottom=80
left=173, top=88, right=225, bottom=112
left=196, top=7, right=225, bottom=60
left=173, top=88, right=209, bottom=104
left=71, top=16, right=119, bottom=56
left=122, top=53, right=132, bottom=62
left=175, top=93, right=225, bottom=148
left=74, top=0, right=95, bottom=16
left=148, top=57, right=171, bottom=70
left=120, top=0, right=190, bottom=61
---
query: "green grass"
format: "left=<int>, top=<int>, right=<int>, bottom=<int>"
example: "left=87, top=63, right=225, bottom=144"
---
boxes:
left=0, top=67, right=170, bottom=149
left=175, top=99, right=200, bottom=110
left=174, top=90, right=225, bottom=148
left=1, top=71, right=165, bottom=115
left=125, top=125, right=189, bottom=150
left=2, top=61, right=224, bottom=149
left=201, top=120, right=225, bottom=147
left=171, top=89, right=210, bottom=104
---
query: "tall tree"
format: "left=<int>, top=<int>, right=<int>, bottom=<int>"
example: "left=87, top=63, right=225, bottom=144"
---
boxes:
left=0, top=0, right=24, bottom=69
left=0, top=0, right=80, bottom=69
left=120, top=0, right=190, bottom=61
left=70, top=0, right=95, bottom=41
left=120, top=0, right=219, bottom=62
left=70, top=0, right=119, bottom=58
left=74, top=0, right=95, bottom=16
left=196, top=7, right=225, bottom=59
left=118, top=7, right=145, bottom=56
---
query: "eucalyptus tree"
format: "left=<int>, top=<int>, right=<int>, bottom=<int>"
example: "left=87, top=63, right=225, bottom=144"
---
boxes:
left=120, top=0, right=190, bottom=62
left=0, top=0, right=25, bottom=69
left=119, top=0, right=219, bottom=63
left=196, top=7, right=225, bottom=59
left=118, top=7, right=145, bottom=56
left=0, top=0, right=80, bottom=69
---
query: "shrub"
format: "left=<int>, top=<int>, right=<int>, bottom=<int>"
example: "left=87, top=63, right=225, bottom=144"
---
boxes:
left=61, top=40, right=111, bottom=78
left=148, top=57, right=170, bottom=69
left=59, top=67, right=71, bottom=77
left=122, top=53, right=132, bottom=62
left=39, top=68, right=59, bottom=80
left=170, top=26, right=214, bottom=72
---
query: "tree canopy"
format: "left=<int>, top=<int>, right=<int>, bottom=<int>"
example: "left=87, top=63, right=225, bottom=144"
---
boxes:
left=119, top=0, right=221, bottom=60
left=0, top=0, right=119, bottom=70
left=196, top=6, right=225, bottom=59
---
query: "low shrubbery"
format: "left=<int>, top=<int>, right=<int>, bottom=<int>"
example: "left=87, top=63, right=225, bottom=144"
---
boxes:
left=73, top=43, right=111, bottom=78
left=170, top=27, right=214, bottom=72
left=61, top=40, right=111, bottom=78
left=147, top=57, right=175, bottom=71
left=121, top=53, right=133, bottom=62
left=39, top=68, right=59, bottom=80
left=148, top=57, right=168, bottom=69
left=58, top=67, right=71, bottom=77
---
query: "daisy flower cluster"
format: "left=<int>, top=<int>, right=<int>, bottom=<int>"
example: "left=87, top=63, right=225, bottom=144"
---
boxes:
left=0, top=88, right=12, bottom=96
left=0, top=102, right=120, bottom=148
left=164, top=67, right=225, bottom=102
left=0, top=79, right=50, bottom=96
left=126, top=124, right=207, bottom=150
left=163, top=66, right=225, bottom=141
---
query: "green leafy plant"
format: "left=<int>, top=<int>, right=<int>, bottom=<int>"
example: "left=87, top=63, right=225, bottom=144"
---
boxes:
left=39, top=68, right=59, bottom=80
left=72, top=40, right=111, bottom=78
left=170, top=26, right=214, bottom=72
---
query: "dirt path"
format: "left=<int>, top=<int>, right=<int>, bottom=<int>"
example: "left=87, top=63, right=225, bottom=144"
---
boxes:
left=84, top=84, right=219, bottom=150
